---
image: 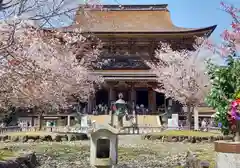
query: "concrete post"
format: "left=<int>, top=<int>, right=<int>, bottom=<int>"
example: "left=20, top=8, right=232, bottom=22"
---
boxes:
left=194, top=108, right=199, bottom=130
left=67, top=115, right=71, bottom=127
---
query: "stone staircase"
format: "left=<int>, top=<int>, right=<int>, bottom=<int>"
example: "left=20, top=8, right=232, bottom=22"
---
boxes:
left=88, top=115, right=110, bottom=125
left=136, top=115, right=161, bottom=127
left=113, top=115, right=132, bottom=127
left=88, top=115, right=161, bottom=127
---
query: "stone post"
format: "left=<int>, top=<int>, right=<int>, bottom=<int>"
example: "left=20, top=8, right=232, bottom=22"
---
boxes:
left=67, top=115, right=71, bottom=127
left=194, top=108, right=199, bottom=130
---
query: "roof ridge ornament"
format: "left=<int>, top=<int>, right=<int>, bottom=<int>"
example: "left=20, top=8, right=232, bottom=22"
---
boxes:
left=83, top=4, right=168, bottom=11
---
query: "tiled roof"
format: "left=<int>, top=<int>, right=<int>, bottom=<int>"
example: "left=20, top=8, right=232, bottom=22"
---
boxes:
left=61, top=4, right=216, bottom=34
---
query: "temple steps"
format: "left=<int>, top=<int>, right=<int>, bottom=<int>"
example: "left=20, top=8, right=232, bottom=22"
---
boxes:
left=88, top=115, right=110, bottom=125
left=136, top=115, right=160, bottom=127
left=88, top=115, right=161, bottom=127
left=113, top=115, right=132, bottom=127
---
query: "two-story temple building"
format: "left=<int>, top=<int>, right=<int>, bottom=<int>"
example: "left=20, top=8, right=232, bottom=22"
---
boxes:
left=14, top=4, right=216, bottom=128
left=65, top=4, right=216, bottom=115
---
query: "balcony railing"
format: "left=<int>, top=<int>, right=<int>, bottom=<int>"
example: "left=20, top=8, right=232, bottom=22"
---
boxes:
left=96, top=56, right=150, bottom=70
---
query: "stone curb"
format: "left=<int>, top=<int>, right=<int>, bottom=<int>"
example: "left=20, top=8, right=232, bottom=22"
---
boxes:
left=0, top=152, right=38, bottom=168
left=0, top=133, right=89, bottom=143
left=142, top=134, right=233, bottom=143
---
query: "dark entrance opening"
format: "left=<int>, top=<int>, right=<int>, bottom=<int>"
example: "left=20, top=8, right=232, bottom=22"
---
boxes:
left=96, top=138, right=110, bottom=158
left=96, top=90, right=109, bottom=106
left=156, top=92, right=165, bottom=113
left=136, top=89, right=148, bottom=108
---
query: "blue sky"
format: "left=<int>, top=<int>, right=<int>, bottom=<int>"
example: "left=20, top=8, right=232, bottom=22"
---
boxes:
left=101, top=0, right=240, bottom=43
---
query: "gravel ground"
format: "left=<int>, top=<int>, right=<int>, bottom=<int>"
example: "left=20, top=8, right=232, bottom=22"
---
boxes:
left=1, top=135, right=215, bottom=168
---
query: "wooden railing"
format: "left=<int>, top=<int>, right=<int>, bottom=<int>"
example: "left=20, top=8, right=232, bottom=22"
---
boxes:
left=0, top=126, right=22, bottom=134
left=120, top=126, right=220, bottom=135
left=120, top=126, right=164, bottom=134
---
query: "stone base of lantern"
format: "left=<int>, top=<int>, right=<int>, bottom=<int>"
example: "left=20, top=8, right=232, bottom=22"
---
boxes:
left=215, top=141, right=240, bottom=168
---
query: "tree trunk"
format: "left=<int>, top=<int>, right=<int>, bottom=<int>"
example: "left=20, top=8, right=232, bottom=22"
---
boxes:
left=38, top=114, right=42, bottom=131
left=186, top=105, right=193, bottom=130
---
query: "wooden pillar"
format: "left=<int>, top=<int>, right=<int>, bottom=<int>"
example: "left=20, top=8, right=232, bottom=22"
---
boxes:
left=148, top=89, right=156, bottom=113
left=130, top=85, right=137, bottom=127
left=109, top=85, right=115, bottom=126
left=130, top=86, right=136, bottom=116
left=109, top=85, right=115, bottom=105
left=87, top=96, right=93, bottom=114
left=152, top=91, right=156, bottom=113
left=31, top=117, right=34, bottom=127
left=130, top=87, right=136, bottom=103
left=93, top=97, right=96, bottom=111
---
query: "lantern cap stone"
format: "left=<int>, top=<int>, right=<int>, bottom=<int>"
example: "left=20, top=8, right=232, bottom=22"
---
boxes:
left=91, top=124, right=119, bottom=137
left=115, top=99, right=126, bottom=104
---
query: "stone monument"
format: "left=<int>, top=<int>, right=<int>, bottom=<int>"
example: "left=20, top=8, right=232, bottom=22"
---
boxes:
left=167, top=114, right=179, bottom=130
left=90, top=125, right=119, bottom=168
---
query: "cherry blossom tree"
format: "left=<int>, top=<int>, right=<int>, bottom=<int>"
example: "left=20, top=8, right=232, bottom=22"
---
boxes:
left=0, top=0, right=103, bottom=52
left=0, top=21, right=103, bottom=127
left=0, top=0, right=103, bottom=26
left=0, top=0, right=105, bottom=126
left=145, top=41, right=211, bottom=129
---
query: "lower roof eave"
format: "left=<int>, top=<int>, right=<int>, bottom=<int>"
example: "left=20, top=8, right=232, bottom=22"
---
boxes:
left=80, top=25, right=217, bottom=36
left=103, top=77, right=157, bottom=81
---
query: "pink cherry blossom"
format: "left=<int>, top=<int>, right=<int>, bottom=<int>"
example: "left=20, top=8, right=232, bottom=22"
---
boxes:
left=145, top=38, right=210, bottom=127
left=145, top=39, right=210, bottom=107
left=0, top=20, right=103, bottom=109
left=218, top=2, right=240, bottom=53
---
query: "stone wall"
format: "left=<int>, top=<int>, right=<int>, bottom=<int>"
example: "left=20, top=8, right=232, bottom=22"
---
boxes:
left=0, top=133, right=88, bottom=143
left=143, top=134, right=233, bottom=143
left=0, top=149, right=212, bottom=168
left=0, top=153, right=38, bottom=168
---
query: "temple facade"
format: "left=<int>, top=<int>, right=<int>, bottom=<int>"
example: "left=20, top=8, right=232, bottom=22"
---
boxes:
left=12, top=4, right=216, bottom=128
left=65, top=4, right=216, bottom=115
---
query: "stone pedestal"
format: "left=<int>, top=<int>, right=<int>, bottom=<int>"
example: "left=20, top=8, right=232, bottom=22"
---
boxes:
left=117, top=116, right=123, bottom=129
left=167, top=114, right=179, bottom=129
left=215, top=141, right=240, bottom=168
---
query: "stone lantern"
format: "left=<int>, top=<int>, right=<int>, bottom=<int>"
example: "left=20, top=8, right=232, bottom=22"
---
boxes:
left=112, top=93, right=127, bottom=129
left=90, top=125, right=119, bottom=168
